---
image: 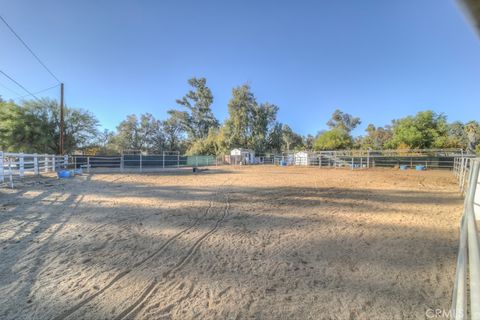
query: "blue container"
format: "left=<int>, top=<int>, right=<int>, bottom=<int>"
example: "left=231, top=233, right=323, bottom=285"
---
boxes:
left=57, top=170, right=71, bottom=179
left=400, top=165, right=408, bottom=170
left=415, top=165, right=425, bottom=171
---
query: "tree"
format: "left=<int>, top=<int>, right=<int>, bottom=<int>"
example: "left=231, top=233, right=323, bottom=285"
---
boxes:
left=313, top=128, right=353, bottom=150
left=224, top=84, right=278, bottom=153
left=359, top=124, right=393, bottom=149
left=115, top=113, right=164, bottom=153
left=224, top=84, right=257, bottom=148
left=327, top=109, right=361, bottom=132
left=267, top=122, right=284, bottom=153
left=251, top=102, right=278, bottom=152
left=0, top=98, right=98, bottom=154
left=172, top=77, right=219, bottom=141
left=465, top=121, right=480, bottom=153
left=303, top=134, right=315, bottom=150
left=163, top=110, right=187, bottom=152
left=281, top=124, right=303, bottom=151
left=386, top=111, right=448, bottom=149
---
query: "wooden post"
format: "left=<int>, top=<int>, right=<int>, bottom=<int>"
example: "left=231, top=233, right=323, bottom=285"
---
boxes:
left=60, top=83, right=65, bottom=155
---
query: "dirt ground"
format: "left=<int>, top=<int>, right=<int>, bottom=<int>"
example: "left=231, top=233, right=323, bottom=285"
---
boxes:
left=0, top=166, right=463, bottom=319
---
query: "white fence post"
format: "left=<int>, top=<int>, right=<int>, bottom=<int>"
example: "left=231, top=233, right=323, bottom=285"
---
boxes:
left=34, top=154, right=39, bottom=175
left=8, top=160, right=13, bottom=188
left=44, top=154, right=49, bottom=172
left=19, top=153, right=25, bottom=178
left=64, top=155, right=68, bottom=168
left=0, top=151, right=4, bottom=183
left=52, top=156, right=56, bottom=172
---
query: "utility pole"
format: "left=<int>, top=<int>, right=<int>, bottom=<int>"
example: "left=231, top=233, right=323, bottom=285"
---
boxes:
left=60, top=83, right=64, bottom=155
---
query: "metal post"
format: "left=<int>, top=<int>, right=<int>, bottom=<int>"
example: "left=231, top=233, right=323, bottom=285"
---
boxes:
left=351, top=157, right=354, bottom=170
left=162, top=151, right=165, bottom=169
left=196, top=156, right=198, bottom=167
left=52, top=156, right=56, bottom=172
left=140, top=154, right=143, bottom=172
left=120, top=154, right=124, bottom=172
left=467, top=161, right=480, bottom=318
left=177, top=152, right=180, bottom=168
left=367, top=150, right=370, bottom=168
left=19, top=153, right=24, bottom=178
left=87, top=157, right=90, bottom=173
left=34, top=154, right=39, bottom=175
left=64, top=155, right=68, bottom=168
left=60, top=83, right=65, bottom=155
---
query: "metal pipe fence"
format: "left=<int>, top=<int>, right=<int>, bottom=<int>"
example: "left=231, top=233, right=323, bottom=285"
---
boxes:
left=251, top=149, right=465, bottom=170
left=451, top=157, right=480, bottom=319
left=70, top=152, right=217, bottom=173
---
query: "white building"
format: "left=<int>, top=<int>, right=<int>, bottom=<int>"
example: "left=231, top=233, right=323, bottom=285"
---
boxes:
left=294, top=151, right=311, bottom=166
left=230, top=148, right=256, bottom=165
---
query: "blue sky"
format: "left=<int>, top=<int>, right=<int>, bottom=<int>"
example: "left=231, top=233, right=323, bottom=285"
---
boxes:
left=1, top=0, right=480, bottom=137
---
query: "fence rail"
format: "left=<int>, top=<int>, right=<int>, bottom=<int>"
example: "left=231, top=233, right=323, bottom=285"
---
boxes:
left=0, top=151, right=68, bottom=188
left=452, top=157, right=480, bottom=319
left=71, top=153, right=217, bottom=173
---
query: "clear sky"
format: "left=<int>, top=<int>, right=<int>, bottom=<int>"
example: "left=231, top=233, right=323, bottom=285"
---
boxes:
left=1, top=0, right=480, bottom=137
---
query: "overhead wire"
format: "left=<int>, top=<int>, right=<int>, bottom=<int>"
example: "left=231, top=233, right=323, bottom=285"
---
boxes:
left=0, top=69, right=41, bottom=101
left=0, top=14, right=61, bottom=83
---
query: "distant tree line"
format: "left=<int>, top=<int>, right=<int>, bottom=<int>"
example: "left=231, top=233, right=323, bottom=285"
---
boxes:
left=1, top=77, right=479, bottom=155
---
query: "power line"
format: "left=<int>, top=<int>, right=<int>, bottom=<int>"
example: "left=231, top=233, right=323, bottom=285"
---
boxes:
left=15, top=83, right=59, bottom=99
left=0, top=70, right=40, bottom=101
left=0, top=80, right=21, bottom=96
left=0, top=14, right=61, bottom=83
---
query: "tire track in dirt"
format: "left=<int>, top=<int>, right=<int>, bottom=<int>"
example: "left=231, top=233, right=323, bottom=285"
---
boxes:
left=113, top=194, right=231, bottom=320
left=54, top=196, right=215, bottom=320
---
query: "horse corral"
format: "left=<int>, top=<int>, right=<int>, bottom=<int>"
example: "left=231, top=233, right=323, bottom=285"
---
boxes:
left=0, top=165, right=464, bottom=319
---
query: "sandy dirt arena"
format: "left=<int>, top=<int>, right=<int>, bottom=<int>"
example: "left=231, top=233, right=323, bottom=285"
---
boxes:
left=0, top=166, right=463, bottom=319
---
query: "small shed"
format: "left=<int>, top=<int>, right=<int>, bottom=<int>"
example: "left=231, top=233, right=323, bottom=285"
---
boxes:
left=294, top=151, right=310, bottom=166
left=230, top=148, right=256, bottom=165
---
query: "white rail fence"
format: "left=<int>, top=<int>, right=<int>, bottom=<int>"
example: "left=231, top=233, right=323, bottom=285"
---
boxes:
left=0, top=151, right=68, bottom=188
left=452, top=156, right=480, bottom=319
